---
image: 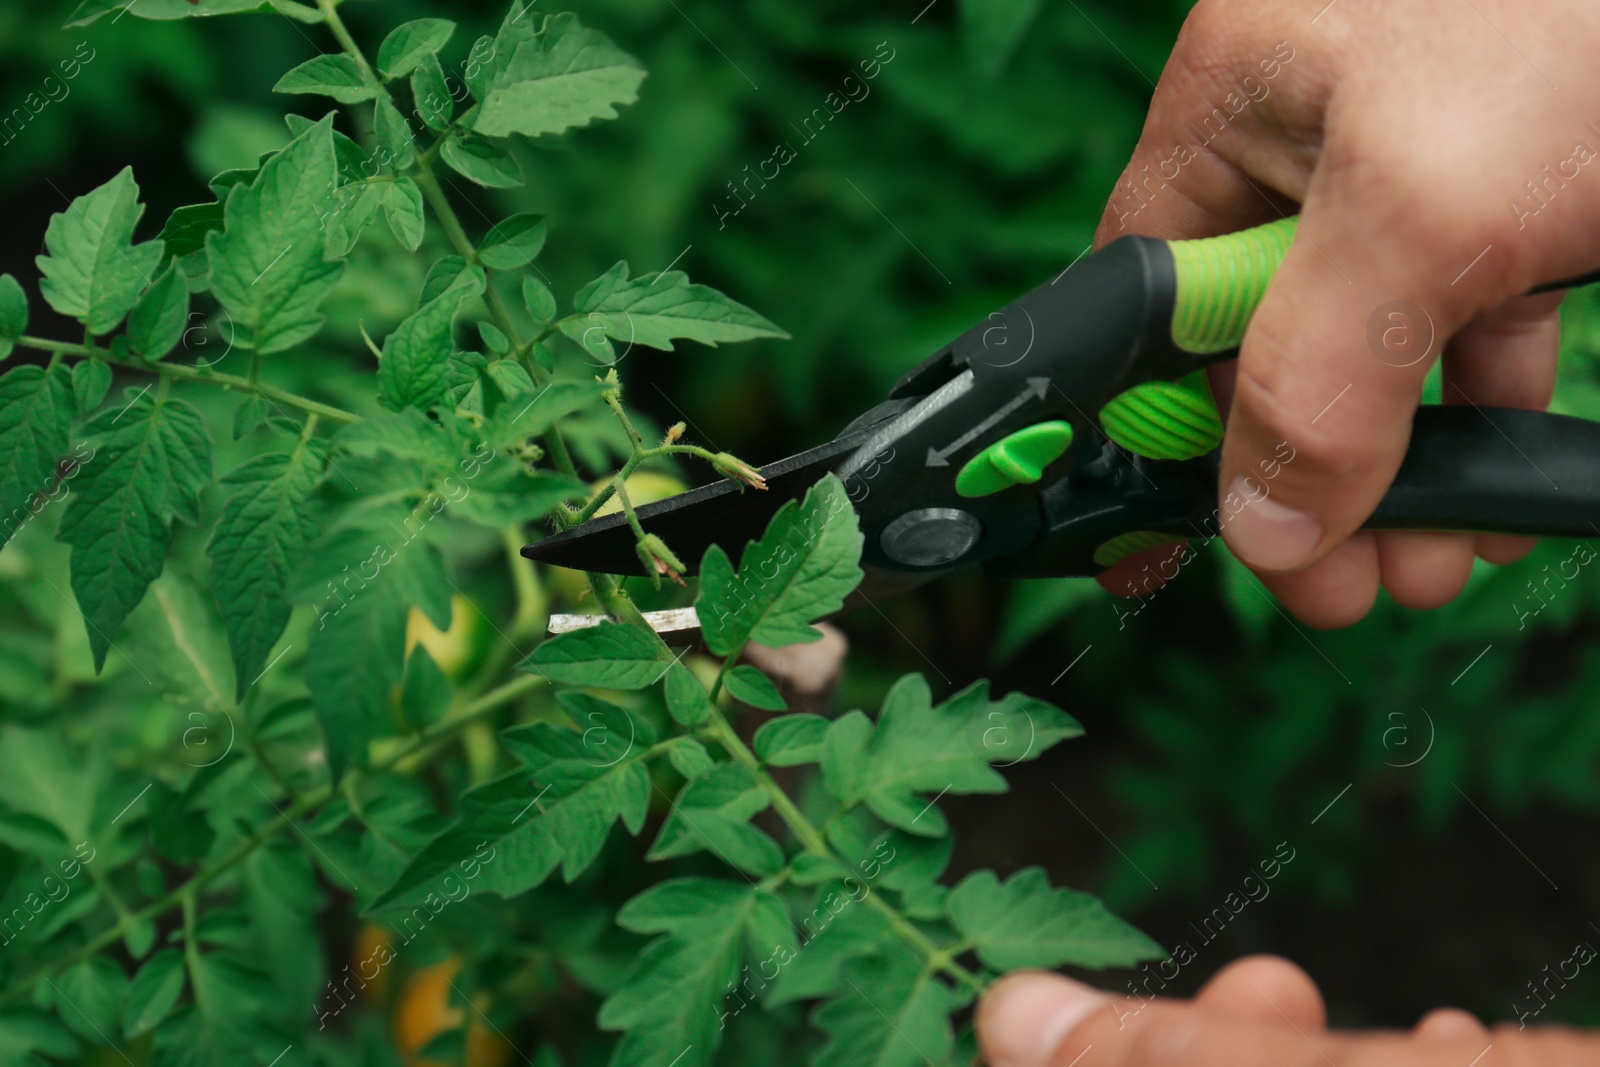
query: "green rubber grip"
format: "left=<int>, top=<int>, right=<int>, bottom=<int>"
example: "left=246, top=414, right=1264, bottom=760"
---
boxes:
left=1168, top=216, right=1298, bottom=353
left=1099, top=370, right=1223, bottom=461
left=1092, top=530, right=1187, bottom=567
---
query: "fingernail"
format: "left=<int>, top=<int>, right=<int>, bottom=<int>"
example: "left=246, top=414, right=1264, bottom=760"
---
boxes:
left=981, top=973, right=1108, bottom=1067
left=1219, top=475, right=1322, bottom=571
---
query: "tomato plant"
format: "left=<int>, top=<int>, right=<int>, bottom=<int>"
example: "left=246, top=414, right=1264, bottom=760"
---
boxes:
left=0, top=2, right=1160, bottom=1064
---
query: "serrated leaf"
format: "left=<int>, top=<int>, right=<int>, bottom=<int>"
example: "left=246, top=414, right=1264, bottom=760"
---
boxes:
left=947, top=868, right=1161, bottom=970
left=479, top=214, right=547, bottom=270
left=440, top=132, right=524, bottom=188
left=812, top=944, right=957, bottom=1067
left=724, top=664, right=786, bottom=710
left=37, top=167, right=164, bottom=336
left=207, top=115, right=343, bottom=354
left=471, top=10, right=645, bottom=139
left=768, top=900, right=893, bottom=1004
left=371, top=697, right=658, bottom=908
left=575, top=261, right=788, bottom=351
left=379, top=265, right=486, bottom=411
left=697, top=474, right=862, bottom=656
left=323, top=181, right=385, bottom=261
left=647, top=762, right=775, bottom=871
left=0, top=1008, right=76, bottom=1059
left=854, top=675, right=1004, bottom=836
left=379, top=18, right=456, bottom=79
left=126, top=265, right=189, bottom=361
left=206, top=444, right=320, bottom=701
left=273, top=55, right=375, bottom=103
left=0, top=274, right=27, bottom=360
left=662, top=663, right=713, bottom=726
left=382, top=178, right=425, bottom=251
left=601, top=879, right=790, bottom=1067
left=0, top=364, right=73, bottom=553
left=58, top=392, right=213, bottom=671
left=123, top=949, right=185, bottom=1039
left=753, top=714, right=827, bottom=766
left=412, top=54, right=454, bottom=132
left=520, top=622, right=670, bottom=688
left=71, top=359, right=111, bottom=416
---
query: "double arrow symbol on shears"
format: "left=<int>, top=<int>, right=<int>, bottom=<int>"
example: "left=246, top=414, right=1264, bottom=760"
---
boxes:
left=924, top=377, right=1051, bottom=467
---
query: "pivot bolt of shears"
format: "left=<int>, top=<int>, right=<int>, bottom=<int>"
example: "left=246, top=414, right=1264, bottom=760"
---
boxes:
left=880, top=508, right=982, bottom=568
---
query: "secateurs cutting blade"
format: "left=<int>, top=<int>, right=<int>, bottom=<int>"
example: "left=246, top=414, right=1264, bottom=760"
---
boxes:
left=524, top=216, right=1600, bottom=612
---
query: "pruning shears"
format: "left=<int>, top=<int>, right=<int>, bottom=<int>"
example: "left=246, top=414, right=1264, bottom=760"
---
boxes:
left=524, top=216, right=1600, bottom=618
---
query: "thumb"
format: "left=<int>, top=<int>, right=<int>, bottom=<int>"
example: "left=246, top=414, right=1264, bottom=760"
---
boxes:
left=975, top=970, right=1600, bottom=1067
left=1214, top=135, right=1529, bottom=574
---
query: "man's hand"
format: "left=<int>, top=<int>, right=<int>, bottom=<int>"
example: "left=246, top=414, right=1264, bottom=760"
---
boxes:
left=977, top=956, right=1600, bottom=1067
left=1094, top=0, right=1600, bottom=628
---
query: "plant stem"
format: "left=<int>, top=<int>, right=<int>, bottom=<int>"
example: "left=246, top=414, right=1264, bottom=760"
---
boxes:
left=14, top=336, right=359, bottom=424
left=703, top=701, right=987, bottom=997
left=0, top=671, right=544, bottom=1007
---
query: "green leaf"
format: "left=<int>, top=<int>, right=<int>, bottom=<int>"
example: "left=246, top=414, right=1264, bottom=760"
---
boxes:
left=0, top=1008, right=76, bottom=1059
left=206, top=444, right=321, bottom=701
left=379, top=265, right=486, bottom=411
left=58, top=392, right=213, bottom=671
left=724, top=664, right=786, bottom=710
left=601, top=878, right=791, bottom=1067
left=126, top=265, right=189, bottom=361
left=273, top=55, right=376, bottom=103
left=372, top=696, right=657, bottom=908
left=697, top=474, right=863, bottom=656
left=295, top=508, right=452, bottom=776
left=71, top=359, right=111, bottom=416
left=55, top=955, right=129, bottom=1044
left=157, top=202, right=225, bottom=261
left=522, top=274, right=557, bottom=322
left=382, top=178, right=426, bottom=252
left=378, top=18, right=456, bottom=79
left=520, top=622, right=670, bottom=688
left=123, top=949, right=185, bottom=1039
left=647, top=763, right=780, bottom=876
left=753, top=714, right=827, bottom=766
left=0, top=364, right=73, bottom=553
left=401, top=646, right=452, bottom=729
left=479, top=213, right=547, bottom=270
left=412, top=54, right=454, bottom=132
left=231, top=395, right=268, bottom=440
left=768, top=901, right=893, bottom=1003
left=662, top=663, right=713, bottom=727
left=850, top=675, right=1004, bottom=835
left=375, top=97, right=418, bottom=171
left=575, top=261, right=789, bottom=351
left=469, top=10, right=646, bottom=139
left=440, top=132, right=524, bottom=188
left=207, top=115, right=343, bottom=354
left=668, top=738, right=715, bottom=780
left=946, top=868, right=1162, bottom=970
left=36, top=167, right=164, bottom=336
left=0, top=274, right=27, bottom=360
left=812, top=944, right=957, bottom=1067
left=68, top=0, right=322, bottom=25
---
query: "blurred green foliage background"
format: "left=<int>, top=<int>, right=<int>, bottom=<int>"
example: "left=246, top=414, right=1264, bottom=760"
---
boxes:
left=4, top=0, right=1600, bottom=1035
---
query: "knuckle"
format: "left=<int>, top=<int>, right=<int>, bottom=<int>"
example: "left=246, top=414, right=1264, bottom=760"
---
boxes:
left=1231, top=354, right=1383, bottom=482
left=1123, top=1013, right=1206, bottom=1066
